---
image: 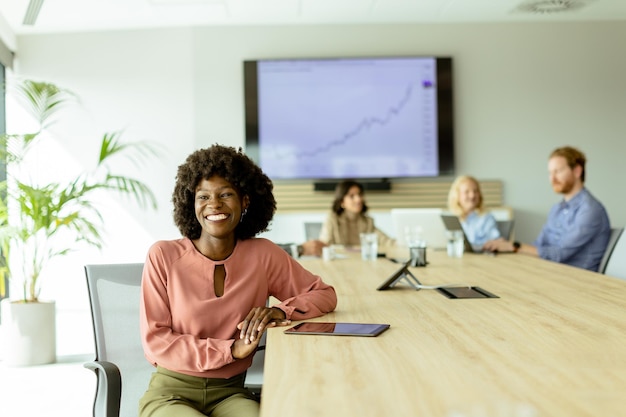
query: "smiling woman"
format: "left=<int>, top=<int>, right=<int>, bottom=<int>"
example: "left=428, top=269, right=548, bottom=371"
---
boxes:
left=138, top=144, right=337, bottom=417
left=447, top=175, right=501, bottom=249
left=193, top=176, right=250, bottom=255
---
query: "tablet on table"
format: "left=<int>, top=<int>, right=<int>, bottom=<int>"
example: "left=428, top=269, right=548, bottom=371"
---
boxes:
left=284, top=322, right=390, bottom=337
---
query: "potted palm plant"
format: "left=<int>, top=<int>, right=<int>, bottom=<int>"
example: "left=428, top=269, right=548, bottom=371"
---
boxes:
left=0, top=79, right=160, bottom=366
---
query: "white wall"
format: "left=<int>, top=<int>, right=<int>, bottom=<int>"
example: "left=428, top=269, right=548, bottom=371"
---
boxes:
left=8, top=21, right=626, bottom=355
left=9, top=28, right=196, bottom=355
left=189, top=22, right=626, bottom=240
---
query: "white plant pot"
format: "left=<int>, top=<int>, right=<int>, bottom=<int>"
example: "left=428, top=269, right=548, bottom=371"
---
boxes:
left=0, top=298, right=57, bottom=366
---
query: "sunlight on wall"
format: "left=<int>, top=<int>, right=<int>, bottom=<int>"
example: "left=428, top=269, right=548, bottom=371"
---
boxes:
left=4, top=81, right=160, bottom=355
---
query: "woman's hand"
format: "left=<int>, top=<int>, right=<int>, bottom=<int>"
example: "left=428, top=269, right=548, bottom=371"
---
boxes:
left=231, top=336, right=260, bottom=359
left=236, top=306, right=291, bottom=346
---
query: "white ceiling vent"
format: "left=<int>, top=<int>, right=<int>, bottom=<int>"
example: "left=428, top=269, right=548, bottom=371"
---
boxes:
left=514, top=0, right=596, bottom=14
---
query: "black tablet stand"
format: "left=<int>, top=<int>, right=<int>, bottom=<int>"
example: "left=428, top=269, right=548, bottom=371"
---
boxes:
left=377, top=261, right=423, bottom=291
left=393, top=265, right=422, bottom=289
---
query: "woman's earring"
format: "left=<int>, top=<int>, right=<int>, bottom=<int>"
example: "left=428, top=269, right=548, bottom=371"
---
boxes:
left=240, top=208, right=248, bottom=223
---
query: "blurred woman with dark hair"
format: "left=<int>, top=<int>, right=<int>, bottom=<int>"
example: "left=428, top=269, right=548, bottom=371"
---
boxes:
left=319, top=179, right=394, bottom=248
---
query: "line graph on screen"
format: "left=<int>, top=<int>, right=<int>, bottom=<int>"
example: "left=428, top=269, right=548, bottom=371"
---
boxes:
left=270, top=83, right=416, bottom=161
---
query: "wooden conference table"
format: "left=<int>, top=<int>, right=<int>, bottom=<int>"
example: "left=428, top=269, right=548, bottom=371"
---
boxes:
left=260, top=249, right=626, bottom=417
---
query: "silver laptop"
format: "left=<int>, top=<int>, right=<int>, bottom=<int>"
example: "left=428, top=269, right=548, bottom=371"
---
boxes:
left=440, top=214, right=483, bottom=253
left=391, top=208, right=448, bottom=249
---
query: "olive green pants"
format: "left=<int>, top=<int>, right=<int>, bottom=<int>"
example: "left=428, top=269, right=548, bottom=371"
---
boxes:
left=139, top=366, right=259, bottom=417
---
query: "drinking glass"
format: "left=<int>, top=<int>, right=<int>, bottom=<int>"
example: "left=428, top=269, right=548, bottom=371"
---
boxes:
left=404, top=226, right=427, bottom=266
left=446, top=230, right=464, bottom=258
left=359, top=233, right=378, bottom=261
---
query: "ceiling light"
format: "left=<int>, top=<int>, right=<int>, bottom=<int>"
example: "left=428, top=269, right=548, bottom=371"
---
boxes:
left=23, top=0, right=44, bottom=25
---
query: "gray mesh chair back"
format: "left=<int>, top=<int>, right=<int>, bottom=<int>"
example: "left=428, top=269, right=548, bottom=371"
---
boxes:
left=84, top=263, right=265, bottom=417
left=602, top=228, right=626, bottom=278
left=304, top=222, right=323, bottom=241
left=495, top=220, right=515, bottom=240
left=84, top=263, right=152, bottom=417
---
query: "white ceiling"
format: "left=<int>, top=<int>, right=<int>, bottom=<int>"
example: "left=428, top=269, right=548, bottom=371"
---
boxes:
left=1, top=0, right=626, bottom=36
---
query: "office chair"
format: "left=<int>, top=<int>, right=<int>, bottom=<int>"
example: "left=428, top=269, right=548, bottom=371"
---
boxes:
left=304, top=222, right=323, bottom=241
left=600, top=227, right=625, bottom=276
left=495, top=220, right=515, bottom=240
left=84, top=263, right=265, bottom=417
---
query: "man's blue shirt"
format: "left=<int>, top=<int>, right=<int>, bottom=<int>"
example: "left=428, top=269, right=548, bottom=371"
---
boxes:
left=533, top=188, right=610, bottom=272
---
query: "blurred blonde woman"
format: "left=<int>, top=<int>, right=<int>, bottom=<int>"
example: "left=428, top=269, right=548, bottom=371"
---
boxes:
left=447, top=175, right=501, bottom=249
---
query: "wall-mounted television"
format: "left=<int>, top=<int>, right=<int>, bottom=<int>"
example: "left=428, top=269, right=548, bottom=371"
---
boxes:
left=243, top=56, right=454, bottom=181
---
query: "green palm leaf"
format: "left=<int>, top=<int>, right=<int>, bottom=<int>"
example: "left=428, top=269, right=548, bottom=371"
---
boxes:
left=0, top=79, right=161, bottom=301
